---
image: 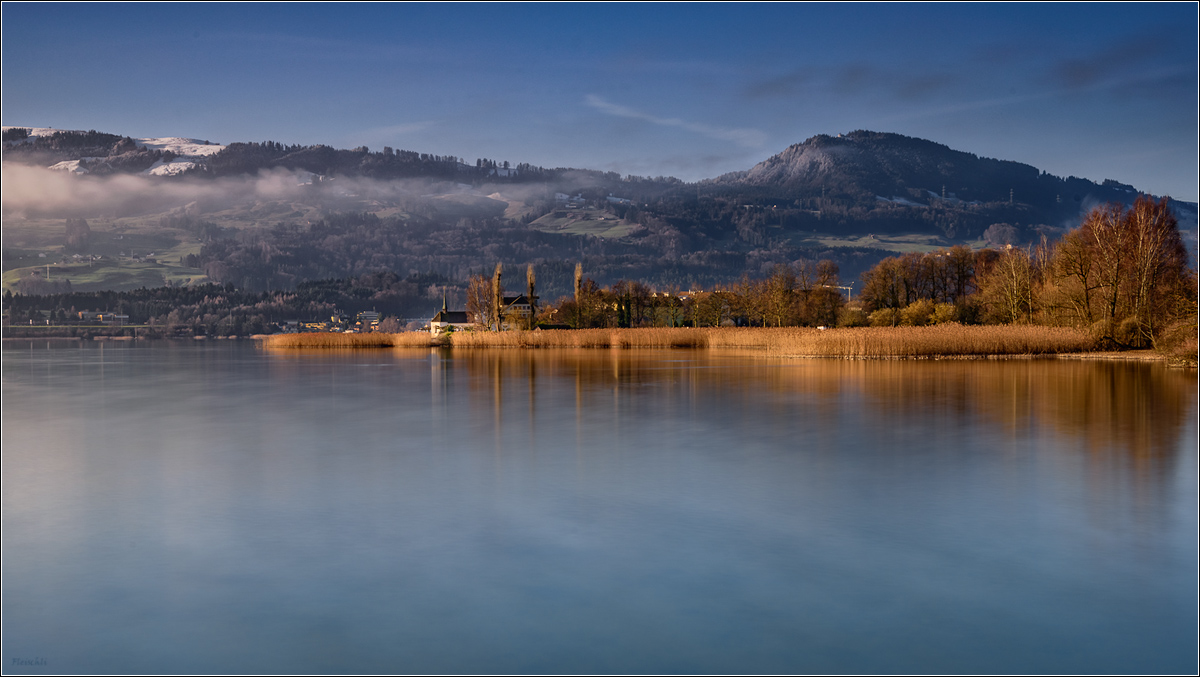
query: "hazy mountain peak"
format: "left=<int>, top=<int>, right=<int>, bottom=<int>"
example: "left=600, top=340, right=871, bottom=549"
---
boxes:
left=708, top=129, right=1162, bottom=214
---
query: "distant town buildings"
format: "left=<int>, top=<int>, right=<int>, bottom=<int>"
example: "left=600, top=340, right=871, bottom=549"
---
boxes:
left=356, top=310, right=381, bottom=331
left=76, top=311, right=129, bottom=325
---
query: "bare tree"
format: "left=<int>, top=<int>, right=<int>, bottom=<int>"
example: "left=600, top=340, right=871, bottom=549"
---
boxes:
left=1124, top=196, right=1192, bottom=345
left=763, top=264, right=797, bottom=327
left=1050, top=229, right=1100, bottom=325
left=491, top=262, right=503, bottom=331
left=978, top=247, right=1035, bottom=324
left=1082, top=202, right=1127, bottom=326
left=525, top=265, right=537, bottom=330
left=466, top=274, right=491, bottom=325
left=573, top=262, right=583, bottom=328
left=946, top=245, right=976, bottom=303
left=859, top=256, right=905, bottom=316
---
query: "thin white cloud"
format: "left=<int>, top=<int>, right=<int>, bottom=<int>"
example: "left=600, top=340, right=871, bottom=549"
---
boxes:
left=374, top=121, right=436, bottom=136
left=585, top=94, right=766, bottom=148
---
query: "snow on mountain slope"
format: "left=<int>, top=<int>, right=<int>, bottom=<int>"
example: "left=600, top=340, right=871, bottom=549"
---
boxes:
left=144, top=158, right=200, bottom=176
left=3, top=126, right=225, bottom=175
left=137, top=138, right=223, bottom=176
left=2, top=126, right=76, bottom=143
left=135, top=137, right=224, bottom=157
left=47, top=158, right=103, bottom=174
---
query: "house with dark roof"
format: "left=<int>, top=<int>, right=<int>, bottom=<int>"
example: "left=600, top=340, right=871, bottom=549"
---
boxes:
left=429, top=297, right=475, bottom=335
left=499, top=293, right=537, bottom=330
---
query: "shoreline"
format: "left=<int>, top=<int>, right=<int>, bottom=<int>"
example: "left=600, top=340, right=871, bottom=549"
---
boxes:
left=249, top=326, right=1195, bottom=366
left=0, top=335, right=257, bottom=342
left=5, top=329, right=1190, bottom=366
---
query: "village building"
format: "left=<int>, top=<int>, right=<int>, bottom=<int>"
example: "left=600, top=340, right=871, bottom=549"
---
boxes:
left=355, top=310, right=381, bottom=331
left=499, top=294, right=536, bottom=330
left=429, top=296, right=474, bottom=335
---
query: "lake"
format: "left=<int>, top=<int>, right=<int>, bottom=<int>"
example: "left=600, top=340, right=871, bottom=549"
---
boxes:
left=2, top=340, right=1196, bottom=674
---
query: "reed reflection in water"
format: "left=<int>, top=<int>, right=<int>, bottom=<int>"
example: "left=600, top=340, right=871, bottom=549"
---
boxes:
left=2, top=342, right=1196, bottom=674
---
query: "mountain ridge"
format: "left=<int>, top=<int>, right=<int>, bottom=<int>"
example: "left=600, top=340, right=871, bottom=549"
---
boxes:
left=3, top=125, right=1195, bottom=296
left=709, top=130, right=1175, bottom=209
left=5, top=124, right=1191, bottom=207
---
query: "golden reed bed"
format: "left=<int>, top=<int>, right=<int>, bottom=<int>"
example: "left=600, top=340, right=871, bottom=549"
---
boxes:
left=260, top=324, right=1097, bottom=358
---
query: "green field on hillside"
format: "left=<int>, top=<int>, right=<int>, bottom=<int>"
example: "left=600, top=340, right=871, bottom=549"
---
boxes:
left=780, top=229, right=987, bottom=253
left=3, top=216, right=208, bottom=292
left=528, top=209, right=637, bottom=238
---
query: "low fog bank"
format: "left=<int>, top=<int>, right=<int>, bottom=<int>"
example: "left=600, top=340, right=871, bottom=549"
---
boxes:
left=0, top=163, right=560, bottom=221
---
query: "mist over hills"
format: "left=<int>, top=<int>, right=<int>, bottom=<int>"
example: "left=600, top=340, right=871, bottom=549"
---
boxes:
left=3, top=125, right=1195, bottom=303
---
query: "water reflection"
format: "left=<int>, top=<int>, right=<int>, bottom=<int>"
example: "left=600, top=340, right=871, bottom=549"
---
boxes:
left=417, top=348, right=1196, bottom=544
left=4, top=342, right=1196, bottom=674
left=262, top=345, right=1196, bottom=524
left=416, top=348, right=1194, bottom=463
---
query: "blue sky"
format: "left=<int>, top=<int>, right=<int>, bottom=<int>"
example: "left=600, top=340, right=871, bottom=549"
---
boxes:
left=3, top=2, right=1197, bottom=200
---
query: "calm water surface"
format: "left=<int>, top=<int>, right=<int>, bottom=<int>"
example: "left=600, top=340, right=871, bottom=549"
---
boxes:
left=2, top=341, right=1196, bottom=674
